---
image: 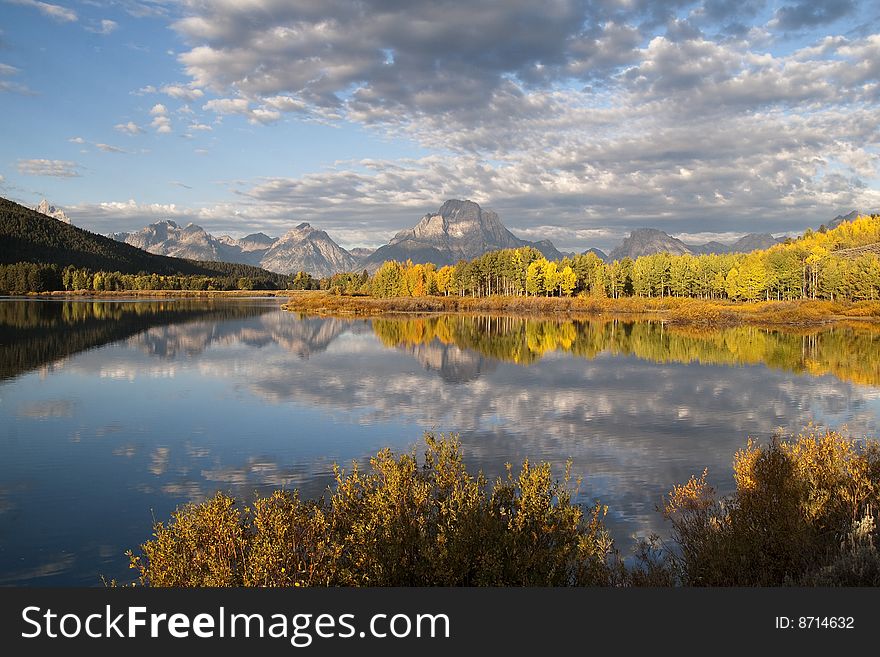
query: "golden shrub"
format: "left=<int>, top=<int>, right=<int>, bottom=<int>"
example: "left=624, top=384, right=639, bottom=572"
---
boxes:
left=129, top=434, right=615, bottom=587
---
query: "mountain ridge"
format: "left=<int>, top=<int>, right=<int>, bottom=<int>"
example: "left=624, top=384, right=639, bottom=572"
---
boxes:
left=609, top=227, right=784, bottom=260
left=113, top=219, right=358, bottom=277
left=362, top=199, right=564, bottom=271
left=32, top=197, right=872, bottom=273
left=0, top=196, right=287, bottom=286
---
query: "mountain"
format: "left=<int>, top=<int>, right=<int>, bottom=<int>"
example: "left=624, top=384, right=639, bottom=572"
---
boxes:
left=609, top=228, right=692, bottom=260
left=259, top=223, right=358, bottom=277
left=686, top=233, right=782, bottom=255
left=608, top=228, right=784, bottom=260
left=361, top=199, right=564, bottom=271
left=581, top=247, right=608, bottom=261
left=112, top=220, right=248, bottom=263
left=237, top=232, right=277, bottom=252
left=725, top=233, right=781, bottom=253
left=34, top=199, right=70, bottom=224
left=348, top=247, right=375, bottom=263
left=688, top=240, right=729, bottom=255
left=0, top=196, right=288, bottom=285
left=113, top=220, right=356, bottom=277
left=828, top=210, right=860, bottom=229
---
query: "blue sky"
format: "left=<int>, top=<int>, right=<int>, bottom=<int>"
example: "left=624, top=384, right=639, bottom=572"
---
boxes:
left=1, top=0, right=879, bottom=251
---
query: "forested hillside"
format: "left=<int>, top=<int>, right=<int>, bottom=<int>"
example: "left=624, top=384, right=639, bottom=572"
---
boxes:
left=0, top=197, right=290, bottom=291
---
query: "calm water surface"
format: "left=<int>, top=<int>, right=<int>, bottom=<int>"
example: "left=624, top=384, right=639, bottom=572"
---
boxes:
left=2, top=297, right=880, bottom=585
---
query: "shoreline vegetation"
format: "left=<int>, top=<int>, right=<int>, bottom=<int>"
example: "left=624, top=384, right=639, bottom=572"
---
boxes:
left=128, top=429, right=880, bottom=587
left=7, top=289, right=880, bottom=329
left=282, top=291, right=880, bottom=327
left=25, top=289, right=285, bottom=298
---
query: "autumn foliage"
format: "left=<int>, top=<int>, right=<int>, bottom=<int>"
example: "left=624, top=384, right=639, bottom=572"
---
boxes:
left=129, top=429, right=880, bottom=587
left=660, top=428, right=880, bottom=586
left=358, top=213, right=880, bottom=303
left=129, top=434, right=615, bottom=587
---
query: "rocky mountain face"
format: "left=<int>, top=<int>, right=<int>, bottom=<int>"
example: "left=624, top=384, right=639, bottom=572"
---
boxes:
left=34, top=199, right=70, bottom=224
left=237, top=232, right=277, bottom=252
left=609, top=228, right=693, bottom=260
left=112, top=220, right=357, bottom=277
left=361, top=199, right=563, bottom=271
left=111, top=220, right=244, bottom=263
left=724, top=233, right=781, bottom=253
left=259, top=223, right=358, bottom=276
left=608, top=228, right=784, bottom=260
left=828, top=210, right=861, bottom=229
left=348, top=247, right=375, bottom=261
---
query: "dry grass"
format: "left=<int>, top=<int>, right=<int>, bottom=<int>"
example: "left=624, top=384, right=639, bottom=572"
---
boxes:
left=282, top=292, right=880, bottom=327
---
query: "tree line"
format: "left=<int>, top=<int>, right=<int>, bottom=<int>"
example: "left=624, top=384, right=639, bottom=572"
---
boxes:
left=0, top=262, right=287, bottom=293
left=360, top=214, right=880, bottom=302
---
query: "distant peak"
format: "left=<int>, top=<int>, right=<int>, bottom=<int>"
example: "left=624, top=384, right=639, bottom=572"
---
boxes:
left=438, top=199, right=480, bottom=215
left=295, top=222, right=311, bottom=230
left=629, top=227, right=672, bottom=236
left=34, top=199, right=71, bottom=223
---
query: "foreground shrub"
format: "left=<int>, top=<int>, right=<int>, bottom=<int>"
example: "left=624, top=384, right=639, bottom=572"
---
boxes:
left=129, top=434, right=615, bottom=586
left=662, top=428, right=880, bottom=585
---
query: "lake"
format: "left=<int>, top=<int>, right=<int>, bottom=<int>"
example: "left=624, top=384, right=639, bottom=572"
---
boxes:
left=2, top=297, right=880, bottom=585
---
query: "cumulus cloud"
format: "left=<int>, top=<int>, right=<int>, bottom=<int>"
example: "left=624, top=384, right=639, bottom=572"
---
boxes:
left=149, top=103, right=171, bottom=133
left=174, top=0, right=610, bottom=117
left=114, top=121, right=143, bottom=135
left=72, top=199, right=188, bottom=231
left=201, top=96, right=287, bottom=124
left=67, top=136, right=85, bottom=143
left=48, top=1, right=880, bottom=249
left=202, top=97, right=249, bottom=115
left=8, top=0, right=77, bottom=23
left=17, top=158, right=81, bottom=177
left=247, top=107, right=281, bottom=124
left=161, top=84, right=204, bottom=101
left=152, top=117, right=171, bottom=133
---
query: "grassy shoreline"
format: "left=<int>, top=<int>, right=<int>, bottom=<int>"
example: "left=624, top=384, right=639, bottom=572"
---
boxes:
left=25, top=289, right=285, bottom=298
left=281, top=291, right=880, bottom=327
left=15, top=290, right=880, bottom=328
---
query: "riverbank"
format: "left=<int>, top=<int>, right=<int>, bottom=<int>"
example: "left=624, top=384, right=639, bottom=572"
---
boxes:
left=282, top=291, right=880, bottom=327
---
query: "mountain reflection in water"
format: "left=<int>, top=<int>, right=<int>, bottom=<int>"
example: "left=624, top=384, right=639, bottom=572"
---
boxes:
left=1, top=298, right=880, bottom=585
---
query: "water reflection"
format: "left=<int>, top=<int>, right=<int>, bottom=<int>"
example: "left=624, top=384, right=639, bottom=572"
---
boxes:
left=372, top=315, right=880, bottom=386
left=2, top=299, right=880, bottom=585
left=0, top=299, right=274, bottom=380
